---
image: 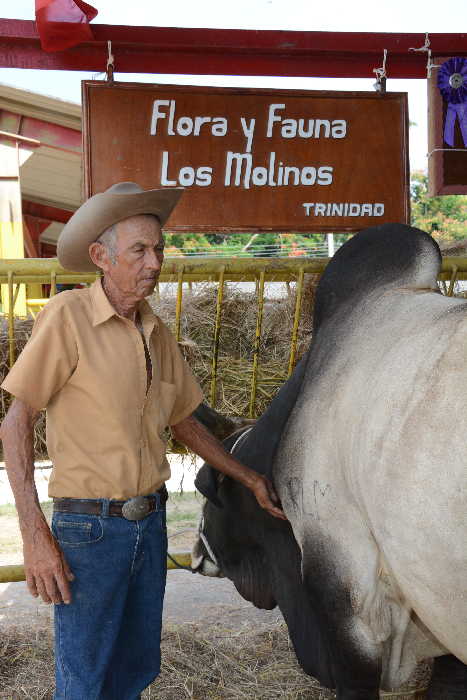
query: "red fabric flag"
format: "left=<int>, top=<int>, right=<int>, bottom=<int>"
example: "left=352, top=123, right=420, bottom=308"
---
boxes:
left=35, top=0, right=98, bottom=52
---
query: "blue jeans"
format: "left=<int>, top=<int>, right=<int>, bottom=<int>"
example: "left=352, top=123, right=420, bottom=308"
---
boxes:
left=52, top=496, right=167, bottom=700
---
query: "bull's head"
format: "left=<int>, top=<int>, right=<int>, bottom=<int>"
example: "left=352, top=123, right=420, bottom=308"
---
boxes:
left=190, top=404, right=280, bottom=610
left=191, top=466, right=225, bottom=578
left=192, top=460, right=278, bottom=610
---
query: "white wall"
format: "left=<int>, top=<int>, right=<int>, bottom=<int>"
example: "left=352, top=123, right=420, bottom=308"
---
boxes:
left=0, top=454, right=202, bottom=505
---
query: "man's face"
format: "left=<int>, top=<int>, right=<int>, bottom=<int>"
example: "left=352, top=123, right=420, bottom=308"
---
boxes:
left=102, top=215, right=164, bottom=300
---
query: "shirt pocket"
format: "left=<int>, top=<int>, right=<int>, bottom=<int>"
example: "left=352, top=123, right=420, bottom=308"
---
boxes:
left=157, top=381, right=177, bottom=434
left=52, top=514, right=103, bottom=547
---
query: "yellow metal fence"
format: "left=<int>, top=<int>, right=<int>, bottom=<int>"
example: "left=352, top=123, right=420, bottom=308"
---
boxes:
left=1, top=255, right=467, bottom=417
left=0, top=256, right=466, bottom=583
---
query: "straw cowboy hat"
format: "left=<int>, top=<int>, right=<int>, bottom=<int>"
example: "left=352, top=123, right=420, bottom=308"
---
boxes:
left=57, top=182, right=184, bottom=272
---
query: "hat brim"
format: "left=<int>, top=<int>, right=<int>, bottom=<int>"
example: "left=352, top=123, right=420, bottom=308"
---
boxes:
left=57, top=187, right=184, bottom=272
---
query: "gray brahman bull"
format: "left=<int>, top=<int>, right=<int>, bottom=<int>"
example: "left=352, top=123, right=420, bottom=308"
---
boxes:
left=192, top=224, right=467, bottom=699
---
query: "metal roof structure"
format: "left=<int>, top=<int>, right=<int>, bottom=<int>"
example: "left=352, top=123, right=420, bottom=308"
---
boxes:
left=1, top=21, right=467, bottom=78
left=0, top=83, right=81, bottom=254
left=1, top=21, right=466, bottom=255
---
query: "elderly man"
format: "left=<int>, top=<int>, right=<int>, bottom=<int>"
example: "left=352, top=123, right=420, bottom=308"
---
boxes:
left=1, top=182, right=284, bottom=700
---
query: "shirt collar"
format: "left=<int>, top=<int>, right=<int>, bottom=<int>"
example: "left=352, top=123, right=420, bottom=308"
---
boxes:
left=90, top=279, right=159, bottom=331
left=91, top=279, right=116, bottom=327
left=138, top=298, right=159, bottom=336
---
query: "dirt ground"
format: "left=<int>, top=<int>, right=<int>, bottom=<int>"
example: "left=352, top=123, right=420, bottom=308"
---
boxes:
left=0, top=565, right=317, bottom=699
left=0, top=497, right=429, bottom=699
left=0, top=575, right=430, bottom=700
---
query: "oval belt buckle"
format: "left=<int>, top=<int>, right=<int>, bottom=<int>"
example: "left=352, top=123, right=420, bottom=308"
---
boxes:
left=122, top=495, right=150, bottom=521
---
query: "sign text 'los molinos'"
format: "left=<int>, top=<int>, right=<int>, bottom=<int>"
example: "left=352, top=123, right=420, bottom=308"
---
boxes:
left=83, top=83, right=409, bottom=232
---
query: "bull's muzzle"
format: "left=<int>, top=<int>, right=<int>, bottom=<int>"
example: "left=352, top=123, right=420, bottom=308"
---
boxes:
left=191, top=531, right=223, bottom=578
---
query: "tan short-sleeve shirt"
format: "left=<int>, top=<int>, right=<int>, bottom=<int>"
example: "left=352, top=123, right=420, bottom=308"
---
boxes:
left=1, top=280, right=204, bottom=499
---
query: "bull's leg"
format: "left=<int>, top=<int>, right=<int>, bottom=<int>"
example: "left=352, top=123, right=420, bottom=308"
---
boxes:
left=320, top=609, right=381, bottom=700
left=426, top=654, right=467, bottom=699
left=325, top=621, right=380, bottom=700
left=301, top=555, right=382, bottom=700
left=296, top=506, right=387, bottom=700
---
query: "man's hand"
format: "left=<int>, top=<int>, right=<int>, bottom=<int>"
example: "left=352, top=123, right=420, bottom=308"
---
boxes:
left=172, top=414, right=287, bottom=521
left=1, top=399, right=74, bottom=604
left=249, top=473, right=287, bottom=521
left=23, top=523, right=74, bottom=605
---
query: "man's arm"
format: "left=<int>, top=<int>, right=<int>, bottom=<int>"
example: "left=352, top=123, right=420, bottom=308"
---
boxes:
left=0, top=398, right=74, bottom=604
left=171, top=414, right=286, bottom=520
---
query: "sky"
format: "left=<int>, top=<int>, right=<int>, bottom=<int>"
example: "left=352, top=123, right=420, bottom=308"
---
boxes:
left=1, top=0, right=467, bottom=171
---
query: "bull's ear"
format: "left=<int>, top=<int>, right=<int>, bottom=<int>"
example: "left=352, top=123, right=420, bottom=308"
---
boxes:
left=195, top=465, right=224, bottom=508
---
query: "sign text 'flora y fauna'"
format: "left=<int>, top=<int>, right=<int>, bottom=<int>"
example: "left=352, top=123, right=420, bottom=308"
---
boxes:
left=83, top=83, right=410, bottom=232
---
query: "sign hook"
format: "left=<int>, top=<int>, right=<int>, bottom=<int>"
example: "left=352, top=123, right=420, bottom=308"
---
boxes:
left=373, top=49, right=388, bottom=94
left=106, top=40, right=115, bottom=83
left=409, top=32, right=439, bottom=79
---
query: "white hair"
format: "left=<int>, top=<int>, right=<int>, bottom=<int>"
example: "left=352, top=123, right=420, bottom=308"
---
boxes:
left=96, top=224, right=117, bottom=264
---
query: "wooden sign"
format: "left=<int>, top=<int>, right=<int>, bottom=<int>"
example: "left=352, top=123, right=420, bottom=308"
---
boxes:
left=428, top=56, right=467, bottom=196
left=83, top=82, right=409, bottom=232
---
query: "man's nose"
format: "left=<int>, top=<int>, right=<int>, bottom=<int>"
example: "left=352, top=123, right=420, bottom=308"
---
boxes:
left=146, top=249, right=163, bottom=271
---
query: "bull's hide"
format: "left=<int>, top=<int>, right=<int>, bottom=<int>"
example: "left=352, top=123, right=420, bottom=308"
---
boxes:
left=195, top=224, right=467, bottom=693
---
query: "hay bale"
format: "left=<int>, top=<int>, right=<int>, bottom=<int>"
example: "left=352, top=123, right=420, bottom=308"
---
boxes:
left=0, top=281, right=314, bottom=459
left=0, top=318, right=47, bottom=460
left=0, top=626, right=54, bottom=699
left=153, top=281, right=314, bottom=417
left=0, top=621, right=430, bottom=699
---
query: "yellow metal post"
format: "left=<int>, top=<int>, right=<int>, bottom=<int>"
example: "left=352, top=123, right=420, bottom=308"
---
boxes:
left=447, top=265, right=458, bottom=297
left=209, top=266, right=225, bottom=408
left=287, top=267, right=305, bottom=378
left=0, top=553, right=192, bottom=583
left=175, top=266, right=184, bottom=341
left=50, top=270, right=57, bottom=297
left=0, top=142, right=28, bottom=316
left=0, top=256, right=466, bottom=286
left=249, top=269, right=265, bottom=418
left=7, top=270, right=15, bottom=367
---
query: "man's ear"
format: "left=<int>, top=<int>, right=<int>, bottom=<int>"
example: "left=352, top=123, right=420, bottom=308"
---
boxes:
left=89, top=242, right=108, bottom=272
left=195, top=465, right=224, bottom=508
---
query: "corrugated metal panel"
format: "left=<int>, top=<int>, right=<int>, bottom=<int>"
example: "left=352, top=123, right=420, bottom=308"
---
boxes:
left=39, top=221, right=64, bottom=245
left=0, top=83, right=81, bottom=130
left=19, top=146, right=81, bottom=210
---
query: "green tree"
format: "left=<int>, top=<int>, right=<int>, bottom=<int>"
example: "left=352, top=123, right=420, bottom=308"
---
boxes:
left=411, top=171, right=467, bottom=243
left=165, top=172, right=467, bottom=255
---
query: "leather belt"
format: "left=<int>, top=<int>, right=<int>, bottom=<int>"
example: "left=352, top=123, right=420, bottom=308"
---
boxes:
left=53, top=485, right=168, bottom=521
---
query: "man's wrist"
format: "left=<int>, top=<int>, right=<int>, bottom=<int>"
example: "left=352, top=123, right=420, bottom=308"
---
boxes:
left=236, top=466, right=261, bottom=491
left=20, top=509, right=50, bottom=543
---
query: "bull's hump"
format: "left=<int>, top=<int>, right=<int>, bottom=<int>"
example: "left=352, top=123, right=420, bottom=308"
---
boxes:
left=313, top=224, right=441, bottom=332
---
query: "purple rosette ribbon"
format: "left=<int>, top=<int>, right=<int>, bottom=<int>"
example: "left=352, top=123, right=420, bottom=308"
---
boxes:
left=438, top=57, right=467, bottom=147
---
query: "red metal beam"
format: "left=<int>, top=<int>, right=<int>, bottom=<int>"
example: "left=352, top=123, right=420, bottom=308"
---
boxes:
left=0, top=111, right=81, bottom=154
left=22, top=216, right=40, bottom=258
left=22, top=200, right=75, bottom=223
left=18, top=114, right=81, bottom=153
left=1, top=20, right=466, bottom=79
left=23, top=213, right=51, bottom=239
